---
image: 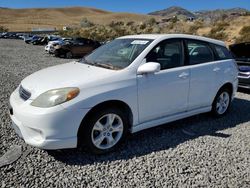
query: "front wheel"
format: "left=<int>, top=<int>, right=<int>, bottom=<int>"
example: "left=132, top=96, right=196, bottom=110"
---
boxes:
left=80, top=108, right=129, bottom=154
left=211, top=88, right=231, bottom=117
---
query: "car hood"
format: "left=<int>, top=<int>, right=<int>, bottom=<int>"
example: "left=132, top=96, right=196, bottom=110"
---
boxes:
left=21, top=62, right=117, bottom=99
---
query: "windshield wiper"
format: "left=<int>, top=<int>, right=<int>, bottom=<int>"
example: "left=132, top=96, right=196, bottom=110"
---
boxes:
left=93, top=62, right=122, bottom=70
left=79, top=57, right=122, bottom=70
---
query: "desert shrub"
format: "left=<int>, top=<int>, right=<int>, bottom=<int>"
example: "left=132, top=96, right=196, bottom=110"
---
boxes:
left=188, top=21, right=204, bottom=34
left=126, top=21, right=134, bottom=26
left=80, top=18, right=94, bottom=28
left=205, top=31, right=228, bottom=40
left=139, top=22, right=147, bottom=30
left=236, top=26, right=250, bottom=43
left=243, top=11, right=250, bottom=16
left=146, top=18, right=157, bottom=26
left=205, top=21, right=229, bottom=40
left=0, top=25, right=8, bottom=32
left=152, top=26, right=161, bottom=33
left=109, top=21, right=124, bottom=28
left=214, top=21, right=229, bottom=31
left=171, top=16, right=178, bottom=24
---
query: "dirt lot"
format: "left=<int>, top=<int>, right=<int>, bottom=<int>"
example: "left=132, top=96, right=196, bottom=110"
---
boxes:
left=0, top=39, right=249, bottom=187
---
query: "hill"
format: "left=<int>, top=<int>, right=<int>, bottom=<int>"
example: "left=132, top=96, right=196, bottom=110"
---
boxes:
left=149, top=6, right=249, bottom=21
left=149, top=6, right=195, bottom=19
left=195, top=8, right=249, bottom=22
left=0, top=7, right=154, bottom=31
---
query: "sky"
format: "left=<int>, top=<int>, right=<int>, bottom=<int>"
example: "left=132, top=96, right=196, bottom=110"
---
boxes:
left=0, top=0, right=250, bottom=14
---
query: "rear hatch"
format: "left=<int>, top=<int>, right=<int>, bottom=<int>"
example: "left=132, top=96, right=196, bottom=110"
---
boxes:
left=230, top=43, right=250, bottom=83
left=229, top=42, right=250, bottom=64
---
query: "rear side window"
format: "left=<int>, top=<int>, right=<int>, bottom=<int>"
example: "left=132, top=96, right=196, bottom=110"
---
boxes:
left=214, top=45, right=233, bottom=60
left=186, top=40, right=214, bottom=65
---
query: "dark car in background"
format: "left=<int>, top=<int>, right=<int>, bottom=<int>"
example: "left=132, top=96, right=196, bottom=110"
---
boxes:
left=0, top=32, right=20, bottom=39
left=31, top=36, right=48, bottom=45
left=230, top=42, right=250, bottom=89
left=25, top=35, right=39, bottom=44
left=53, top=38, right=100, bottom=58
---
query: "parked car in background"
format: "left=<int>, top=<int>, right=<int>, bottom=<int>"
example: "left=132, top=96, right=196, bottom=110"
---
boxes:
left=1, top=32, right=19, bottom=39
left=9, top=34, right=238, bottom=154
left=53, top=38, right=100, bottom=58
left=45, top=38, right=73, bottom=53
left=25, top=35, right=38, bottom=44
left=47, top=35, right=61, bottom=42
left=31, top=36, right=48, bottom=45
left=230, top=42, right=250, bottom=89
left=0, top=32, right=7, bottom=38
left=21, top=34, right=33, bottom=40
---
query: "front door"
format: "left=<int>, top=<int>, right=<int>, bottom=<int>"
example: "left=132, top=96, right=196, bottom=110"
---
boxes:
left=137, top=39, right=190, bottom=123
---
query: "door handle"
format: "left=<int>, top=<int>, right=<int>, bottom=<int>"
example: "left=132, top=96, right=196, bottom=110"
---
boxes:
left=179, top=72, right=189, bottom=79
left=213, top=67, right=221, bottom=72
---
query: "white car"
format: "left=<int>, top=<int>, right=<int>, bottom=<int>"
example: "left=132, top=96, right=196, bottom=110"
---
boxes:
left=9, top=34, right=238, bottom=154
left=45, top=38, right=72, bottom=53
left=45, top=40, right=62, bottom=53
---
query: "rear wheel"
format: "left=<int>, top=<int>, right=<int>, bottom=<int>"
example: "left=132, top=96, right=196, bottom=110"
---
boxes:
left=79, top=107, right=129, bottom=154
left=211, top=88, right=231, bottom=117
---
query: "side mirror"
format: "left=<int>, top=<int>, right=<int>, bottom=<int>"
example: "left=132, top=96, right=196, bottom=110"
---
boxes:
left=137, top=62, right=161, bottom=75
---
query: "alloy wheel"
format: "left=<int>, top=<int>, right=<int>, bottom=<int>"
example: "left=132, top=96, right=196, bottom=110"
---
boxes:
left=216, top=91, right=230, bottom=115
left=91, top=113, right=124, bottom=150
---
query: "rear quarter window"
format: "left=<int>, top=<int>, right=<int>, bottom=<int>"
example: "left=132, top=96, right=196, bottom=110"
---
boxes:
left=214, top=45, right=233, bottom=60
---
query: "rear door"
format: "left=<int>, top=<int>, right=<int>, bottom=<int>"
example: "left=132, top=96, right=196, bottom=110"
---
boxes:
left=212, top=44, right=238, bottom=90
left=185, top=39, right=217, bottom=110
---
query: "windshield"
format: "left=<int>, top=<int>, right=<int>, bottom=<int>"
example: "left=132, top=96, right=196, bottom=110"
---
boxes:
left=81, top=38, right=153, bottom=70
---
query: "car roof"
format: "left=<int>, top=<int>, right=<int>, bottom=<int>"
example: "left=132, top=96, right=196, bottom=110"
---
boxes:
left=118, top=34, right=226, bottom=47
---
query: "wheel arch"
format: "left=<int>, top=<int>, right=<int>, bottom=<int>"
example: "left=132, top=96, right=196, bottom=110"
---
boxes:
left=213, top=82, right=234, bottom=104
left=77, top=100, right=133, bottom=144
left=219, top=82, right=233, bottom=96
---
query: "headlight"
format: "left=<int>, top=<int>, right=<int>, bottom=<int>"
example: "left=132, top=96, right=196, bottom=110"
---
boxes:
left=54, top=45, right=61, bottom=49
left=31, top=87, right=80, bottom=108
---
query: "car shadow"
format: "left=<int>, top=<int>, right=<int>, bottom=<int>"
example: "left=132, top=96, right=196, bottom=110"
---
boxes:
left=238, top=88, right=250, bottom=94
left=47, top=97, right=250, bottom=166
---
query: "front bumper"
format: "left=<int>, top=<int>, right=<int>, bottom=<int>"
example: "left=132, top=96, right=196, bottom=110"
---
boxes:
left=9, top=88, right=89, bottom=150
left=45, top=46, right=55, bottom=54
left=238, top=75, right=250, bottom=89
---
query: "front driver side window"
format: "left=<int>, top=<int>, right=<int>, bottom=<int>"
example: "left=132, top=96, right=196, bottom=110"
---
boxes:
left=146, top=40, right=183, bottom=70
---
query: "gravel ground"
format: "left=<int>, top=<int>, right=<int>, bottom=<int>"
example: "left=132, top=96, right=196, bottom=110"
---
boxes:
left=0, top=39, right=249, bottom=187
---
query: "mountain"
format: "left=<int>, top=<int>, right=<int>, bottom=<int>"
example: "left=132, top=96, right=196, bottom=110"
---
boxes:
left=195, top=8, right=249, bottom=21
left=149, top=6, right=249, bottom=21
left=149, top=6, right=196, bottom=19
left=0, top=7, right=154, bottom=31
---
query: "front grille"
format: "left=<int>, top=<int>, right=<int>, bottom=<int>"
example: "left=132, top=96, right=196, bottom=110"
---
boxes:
left=238, top=72, right=250, bottom=78
left=19, top=85, right=31, bottom=101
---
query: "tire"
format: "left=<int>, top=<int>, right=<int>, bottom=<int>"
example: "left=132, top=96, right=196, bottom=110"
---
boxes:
left=79, top=107, right=129, bottom=154
left=211, top=88, right=231, bottom=117
left=54, top=50, right=60, bottom=57
left=65, top=51, right=73, bottom=59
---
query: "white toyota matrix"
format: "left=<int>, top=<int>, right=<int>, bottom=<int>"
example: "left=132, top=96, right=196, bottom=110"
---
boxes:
left=9, top=34, right=238, bottom=154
